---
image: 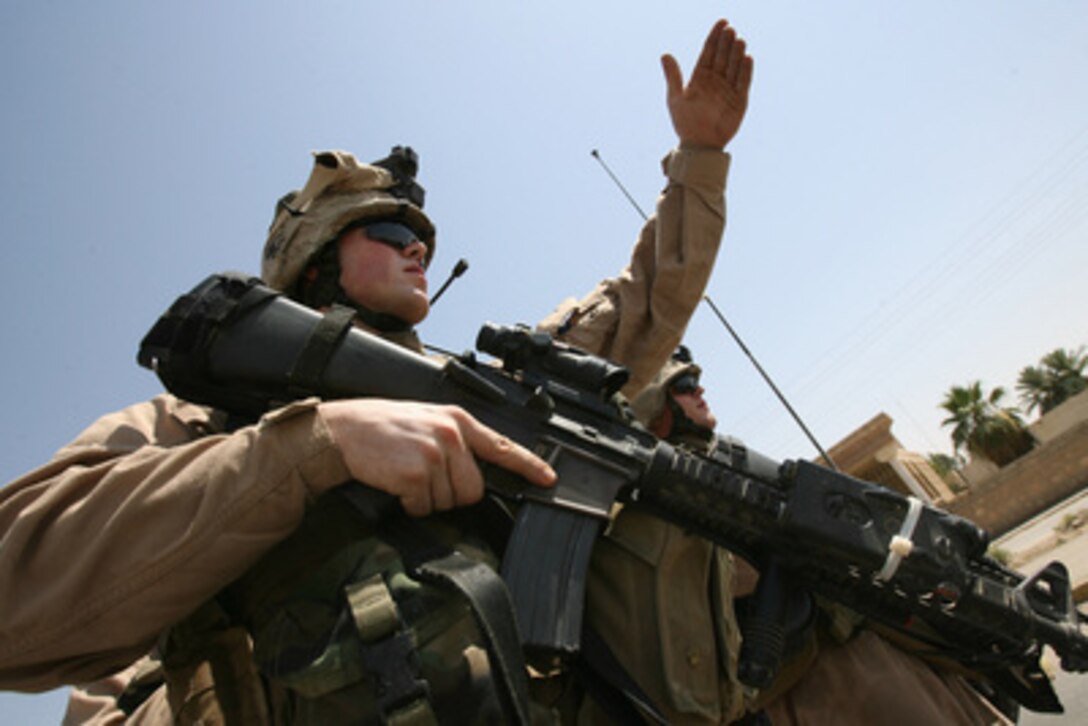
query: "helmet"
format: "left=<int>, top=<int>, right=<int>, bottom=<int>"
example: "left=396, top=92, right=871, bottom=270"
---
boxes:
left=261, top=148, right=436, bottom=292
left=630, top=346, right=702, bottom=428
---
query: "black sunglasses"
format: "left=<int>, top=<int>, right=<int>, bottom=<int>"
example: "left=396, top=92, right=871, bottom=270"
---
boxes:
left=357, top=221, right=429, bottom=267
left=670, top=373, right=700, bottom=395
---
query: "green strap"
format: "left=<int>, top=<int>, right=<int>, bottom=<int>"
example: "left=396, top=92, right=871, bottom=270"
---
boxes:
left=345, top=574, right=401, bottom=641
left=339, top=486, right=532, bottom=726
left=346, top=574, right=438, bottom=726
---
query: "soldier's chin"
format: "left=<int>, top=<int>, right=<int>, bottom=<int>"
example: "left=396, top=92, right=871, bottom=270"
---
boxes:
left=399, top=294, right=430, bottom=325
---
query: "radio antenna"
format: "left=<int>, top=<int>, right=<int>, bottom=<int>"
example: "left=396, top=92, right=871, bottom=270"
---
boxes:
left=422, top=258, right=470, bottom=359
left=429, top=258, right=469, bottom=306
left=591, top=149, right=650, bottom=221
left=589, top=148, right=838, bottom=469
left=701, top=295, right=838, bottom=470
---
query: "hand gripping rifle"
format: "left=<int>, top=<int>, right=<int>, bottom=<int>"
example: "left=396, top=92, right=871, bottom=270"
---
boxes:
left=138, top=272, right=1088, bottom=713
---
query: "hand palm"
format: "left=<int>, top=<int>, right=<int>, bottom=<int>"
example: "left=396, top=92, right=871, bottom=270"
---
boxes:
left=663, top=20, right=754, bottom=149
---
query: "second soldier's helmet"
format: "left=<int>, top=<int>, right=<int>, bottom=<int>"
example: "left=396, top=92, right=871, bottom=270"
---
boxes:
left=261, top=147, right=436, bottom=293
left=630, top=345, right=702, bottom=429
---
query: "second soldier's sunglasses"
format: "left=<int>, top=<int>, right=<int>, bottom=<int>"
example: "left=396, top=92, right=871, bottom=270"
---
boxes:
left=354, top=221, right=429, bottom=267
left=670, top=374, right=700, bottom=395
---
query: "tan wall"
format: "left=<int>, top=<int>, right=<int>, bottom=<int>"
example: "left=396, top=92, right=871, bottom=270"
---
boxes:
left=894, top=450, right=955, bottom=504
left=947, top=419, right=1088, bottom=536
left=959, top=456, right=999, bottom=486
left=1030, top=388, right=1088, bottom=444
left=822, top=412, right=955, bottom=504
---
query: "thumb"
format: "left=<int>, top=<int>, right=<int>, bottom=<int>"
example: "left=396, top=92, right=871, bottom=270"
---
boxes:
left=660, top=54, right=683, bottom=100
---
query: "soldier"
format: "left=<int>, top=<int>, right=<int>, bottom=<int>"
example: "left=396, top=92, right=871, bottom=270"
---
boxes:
left=0, top=18, right=753, bottom=724
left=579, top=347, right=758, bottom=723
left=591, top=348, right=1012, bottom=725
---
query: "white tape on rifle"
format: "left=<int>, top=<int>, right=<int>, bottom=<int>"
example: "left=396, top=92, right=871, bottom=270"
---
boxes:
left=875, top=496, right=923, bottom=582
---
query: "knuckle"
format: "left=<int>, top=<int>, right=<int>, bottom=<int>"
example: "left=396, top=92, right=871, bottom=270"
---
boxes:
left=417, top=441, right=444, bottom=469
left=433, top=422, right=464, bottom=449
left=439, top=403, right=467, bottom=419
left=397, top=454, right=434, bottom=488
left=442, top=405, right=478, bottom=430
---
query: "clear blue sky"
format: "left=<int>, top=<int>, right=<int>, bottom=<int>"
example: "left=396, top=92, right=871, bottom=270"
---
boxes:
left=2, top=2, right=1087, bottom=720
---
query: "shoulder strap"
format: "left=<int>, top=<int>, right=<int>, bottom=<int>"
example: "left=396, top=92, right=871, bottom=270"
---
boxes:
left=287, top=304, right=357, bottom=397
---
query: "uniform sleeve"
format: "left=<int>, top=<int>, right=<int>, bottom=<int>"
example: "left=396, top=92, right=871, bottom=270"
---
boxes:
left=537, top=145, right=730, bottom=396
left=0, top=395, right=351, bottom=691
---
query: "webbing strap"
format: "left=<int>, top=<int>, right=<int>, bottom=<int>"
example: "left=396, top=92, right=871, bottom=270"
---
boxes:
left=339, top=486, right=532, bottom=726
left=287, top=304, right=356, bottom=396
left=414, top=550, right=531, bottom=726
left=345, top=574, right=401, bottom=642
left=346, top=565, right=436, bottom=724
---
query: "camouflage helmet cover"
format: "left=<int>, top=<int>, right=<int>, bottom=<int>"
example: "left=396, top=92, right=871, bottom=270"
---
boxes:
left=261, top=149, right=436, bottom=291
left=630, top=354, right=702, bottom=428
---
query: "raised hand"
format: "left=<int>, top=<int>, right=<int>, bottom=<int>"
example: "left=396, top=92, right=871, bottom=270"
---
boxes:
left=661, top=19, right=754, bottom=150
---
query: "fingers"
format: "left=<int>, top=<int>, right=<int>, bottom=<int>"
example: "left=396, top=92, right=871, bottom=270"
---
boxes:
left=459, top=410, right=557, bottom=488
left=664, top=17, right=753, bottom=148
left=711, top=22, right=736, bottom=76
left=660, top=53, right=683, bottom=101
left=404, top=407, right=555, bottom=516
left=400, top=482, right=434, bottom=518
left=725, top=34, right=743, bottom=87
left=403, top=407, right=480, bottom=515
left=705, top=20, right=750, bottom=92
left=688, top=18, right=753, bottom=93
left=736, top=53, right=755, bottom=95
left=321, top=399, right=556, bottom=519
left=425, top=414, right=471, bottom=512
left=664, top=18, right=752, bottom=105
left=446, top=431, right=486, bottom=506
left=696, top=18, right=729, bottom=74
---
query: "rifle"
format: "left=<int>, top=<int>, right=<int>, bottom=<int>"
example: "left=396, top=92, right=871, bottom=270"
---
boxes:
left=138, top=272, right=1088, bottom=713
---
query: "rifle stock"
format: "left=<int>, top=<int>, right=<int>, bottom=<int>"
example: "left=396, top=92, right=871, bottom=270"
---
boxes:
left=139, top=273, right=1088, bottom=713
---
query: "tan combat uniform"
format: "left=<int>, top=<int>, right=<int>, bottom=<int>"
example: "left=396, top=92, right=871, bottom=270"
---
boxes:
left=762, top=629, right=1011, bottom=725
left=585, top=354, right=1013, bottom=725
left=582, top=473, right=745, bottom=724
left=0, top=146, right=732, bottom=723
left=574, top=356, right=747, bottom=724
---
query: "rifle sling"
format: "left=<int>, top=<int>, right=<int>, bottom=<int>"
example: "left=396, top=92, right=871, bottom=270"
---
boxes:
left=576, top=624, right=669, bottom=725
left=286, top=304, right=357, bottom=397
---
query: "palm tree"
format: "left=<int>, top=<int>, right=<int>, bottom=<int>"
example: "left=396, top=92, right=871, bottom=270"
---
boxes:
left=926, top=452, right=963, bottom=477
left=939, top=381, right=1034, bottom=466
left=1017, top=346, right=1088, bottom=416
left=926, top=452, right=967, bottom=492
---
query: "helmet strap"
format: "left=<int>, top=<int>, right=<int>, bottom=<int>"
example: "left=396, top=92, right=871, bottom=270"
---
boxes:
left=664, top=396, right=714, bottom=447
